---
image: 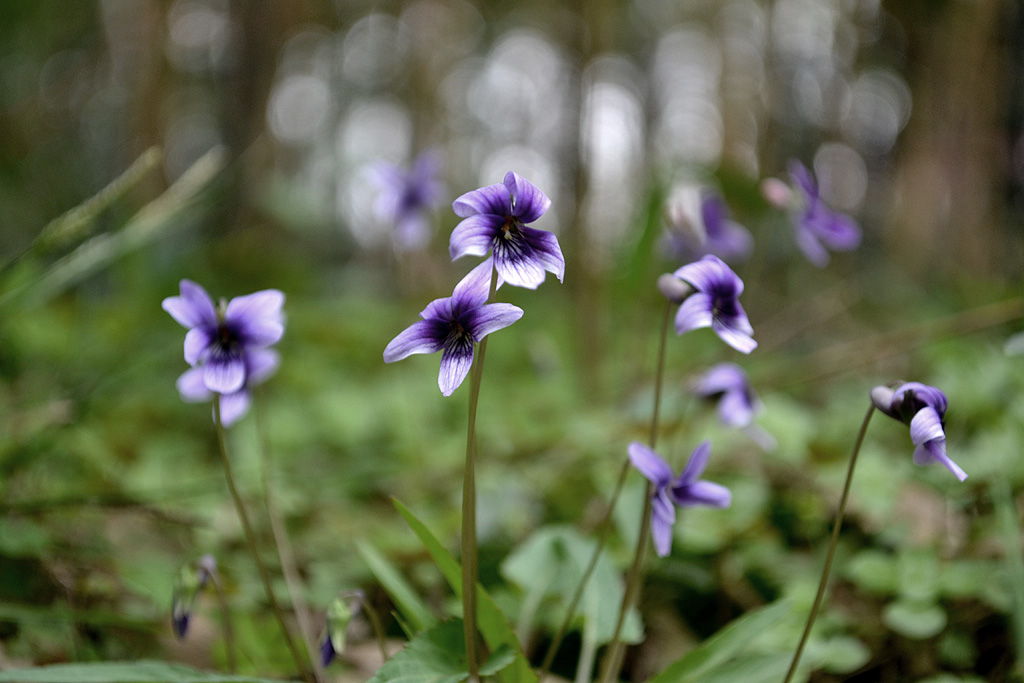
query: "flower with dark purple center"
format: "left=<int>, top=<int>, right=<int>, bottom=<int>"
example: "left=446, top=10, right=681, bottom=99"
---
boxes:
left=693, top=363, right=761, bottom=428
left=450, top=171, right=564, bottom=289
left=664, top=188, right=753, bottom=263
left=383, top=261, right=523, bottom=396
left=372, top=151, right=446, bottom=251
left=667, top=255, right=756, bottom=354
left=163, top=280, right=284, bottom=396
left=629, top=441, right=732, bottom=557
left=784, top=160, right=861, bottom=267
left=870, top=382, right=966, bottom=481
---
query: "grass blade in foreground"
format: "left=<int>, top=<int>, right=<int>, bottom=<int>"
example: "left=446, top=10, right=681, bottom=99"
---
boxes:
left=357, top=539, right=437, bottom=634
left=648, top=600, right=791, bottom=683
left=394, top=499, right=537, bottom=683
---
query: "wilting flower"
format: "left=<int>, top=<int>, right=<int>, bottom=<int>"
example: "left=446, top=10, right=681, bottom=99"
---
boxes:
left=450, top=171, right=564, bottom=289
left=171, top=555, right=217, bottom=639
left=664, top=188, right=753, bottom=263
left=664, top=255, right=756, bottom=354
left=383, top=261, right=523, bottom=396
left=163, top=280, right=284, bottom=394
left=694, top=363, right=761, bottom=428
left=628, top=441, right=732, bottom=557
left=764, top=161, right=860, bottom=267
left=175, top=348, right=279, bottom=426
left=870, top=382, right=967, bottom=481
left=372, top=151, right=446, bottom=251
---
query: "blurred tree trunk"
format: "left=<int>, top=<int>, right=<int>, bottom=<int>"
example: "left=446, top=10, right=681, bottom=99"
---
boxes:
left=888, top=0, right=1015, bottom=280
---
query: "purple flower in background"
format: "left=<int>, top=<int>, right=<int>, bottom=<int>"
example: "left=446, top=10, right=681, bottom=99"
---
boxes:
left=163, top=280, right=284, bottom=421
left=870, top=382, right=966, bottom=481
left=668, top=255, right=756, bottom=354
left=629, top=441, right=732, bottom=557
left=383, top=261, right=523, bottom=396
left=664, top=188, right=753, bottom=263
left=781, top=161, right=861, bottom=267
left=694, top=363, right=762, bottom=428
left=175, top=348, right=279, bottom=426
left=450, top=172, right=564, bottom=289
left=372, top=151, right=446, bottom=251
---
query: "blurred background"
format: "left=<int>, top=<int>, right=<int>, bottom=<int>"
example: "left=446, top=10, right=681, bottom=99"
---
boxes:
left=0, top=0, right=1022, bottom=681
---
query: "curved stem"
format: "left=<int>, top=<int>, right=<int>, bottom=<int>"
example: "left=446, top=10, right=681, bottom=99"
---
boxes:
left=254, top=392, right=325, bottom=683
left=782, top=404, right=876, bottom=683
left=461, top=265, right=499, bottom=679
left=539, top=301, right=674, bottom=680
left=207, top=568, right=237, bottom=672
left=213, top=400, right=313, bottom=683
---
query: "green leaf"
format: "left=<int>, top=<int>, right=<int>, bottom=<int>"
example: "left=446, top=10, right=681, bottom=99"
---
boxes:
left=368, top=619, right=516, bottom=683
left=393, top=499, right=537, bottom=683
left=648, top=600, right=792, bottom=683
left=356, top=540, right=437, bottom=633
left=0, top=660, right=295, bottom=683
left=883, top=600, right=947, bottom=639
left=689, top=653, right=792, bottom=683
left=501, top=524, right=643, bottom=644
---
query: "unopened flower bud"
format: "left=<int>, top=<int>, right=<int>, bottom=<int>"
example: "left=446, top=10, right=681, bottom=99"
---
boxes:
left=657, top=273, right=694, bottom=304
left=760, top=177, right=793, bottom=208
left=869, top=385, right=895, bottom=416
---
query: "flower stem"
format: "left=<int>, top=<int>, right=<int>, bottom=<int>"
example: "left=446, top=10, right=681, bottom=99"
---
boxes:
left=213, top=400, right=313, bottom=683
left=782, top=403, right=875, bottom=683
left=207, top=566, right=237, bottom=672
left=253, top=392, right=325, bottom=683
left=539, top=301, right=674, bottom=680
left=597, top=300, right=674, bottom=683
left=461, top=265, right=499, bottom=679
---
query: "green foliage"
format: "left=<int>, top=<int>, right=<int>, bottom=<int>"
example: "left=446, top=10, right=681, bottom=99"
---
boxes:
left=367, top=620, right=515, bottom=683
left=0, top=660, right=295, bottom=683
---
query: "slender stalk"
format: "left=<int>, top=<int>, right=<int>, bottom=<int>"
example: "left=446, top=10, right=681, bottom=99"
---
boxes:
left=782, top=404, right=876, bottom=683
left=362, top=596, right=391, bottom=664
left=253, top=393, right=325, bottom=683
left=212, top=400, right=313, bottom=683
left=594, top=300, right=673, bottom=683
left=207, top=568, right=237, bottom=672
left=461, top=265, right=499, bottom=679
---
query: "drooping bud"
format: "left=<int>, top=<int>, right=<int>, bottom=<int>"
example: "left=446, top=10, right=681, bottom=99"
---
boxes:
left=869, top=385, right=896, bottom=417
left=321, top=591, right=361, bottom=667
left=657, top=273, right=695, bottom=304
left=760, top=177, right=793, bottom=209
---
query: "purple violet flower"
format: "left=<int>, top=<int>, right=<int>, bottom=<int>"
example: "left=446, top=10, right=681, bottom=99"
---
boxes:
left=781, top=161, right=861, bottom=267
left=629, top=441, right=732, bottom=557
left=163, top=280, right=284, bottom=424
left=664, top=188, right=753, bottom=263
left=383, top=261, right=523, bottom=396
left=870, top=382, right=967, bottom=481
left=693, top=363, right=762, bottom=428
left=450, top=171, right=564, bottom=289
left=372, top=151, right=446, bottom=251
left=665, top=255, right=756, bottom=354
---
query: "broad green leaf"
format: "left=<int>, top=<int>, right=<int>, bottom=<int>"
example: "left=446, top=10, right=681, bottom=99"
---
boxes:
left=648, top=600, right=792, bottom=683
left=883, top=600, right=947, bottom=640
left=816, top=636, right=870, bottom=674
left=501, top=525, right=643, bottom=644
left=393, top=499, right=537, bottom=683
left=367, top=619, right=515, bottom=683
left=356, top=540, right=436, bottom=633
left=0, top=660, right=295, bottom=683
left=691, top=653, right=792, bottom=683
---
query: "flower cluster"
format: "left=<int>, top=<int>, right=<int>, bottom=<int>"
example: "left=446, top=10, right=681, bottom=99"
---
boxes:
left=871, top=382, right=966, bottom=481
left=163, top=280, right=284, bottom=426
left=385, top=172, right=563, bottom=395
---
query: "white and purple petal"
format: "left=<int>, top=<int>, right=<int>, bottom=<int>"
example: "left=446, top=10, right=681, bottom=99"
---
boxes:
left=451, top=260, right=495, bottom=313
left=674, top=255, right=744, bottom=297
left=163, top=280, right=218, bottom=330
left=628, top=442, right=673, bottom=487
left=184, top=327, right=213, bottom=366
left=503, top=171, right=551, bottom=224
left=438, top=337, right=475, bottom=396
left=674, top=480, right=732, bottom=508
left=677, top=441, right=712, bottom=486
left=383, top=319, right=447, bottom=363
left=520, top=226, right=565, bottom=283
left=463, top=303, right=524, bottom=342
left=245, top=348, right=280, bottom=385
left=203, top=354, right=246, bottom=394
left=225, top=290, right=285, bottom=347
left=449, top=214, right=506, bottom=260
left=674, top=293, right=714, bottom=336
left=176, top=367, right=212, bottom=403
left=493, top=235, right=547, bottom=289
left=219, top=390, right=252, bottom=427
left=452, top=183, right=510, bottom=218
left=650, top=489, right=677, bottom=558
left=909, top=408, right=966, bottom=480
left=711, top=312, right=758, bottom=354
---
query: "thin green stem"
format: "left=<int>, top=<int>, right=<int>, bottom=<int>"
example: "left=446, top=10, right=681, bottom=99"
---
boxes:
left=212, top=401, right=313, bottom=683
left=253, top=393, right=325, bottom=683
left=363, top=597, right=391, bottom=665
left=596, top=300, right=673, bottom=683
left=782, top=404, right=875, bottom=683
left=461, top=265, right=499, bottom=679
